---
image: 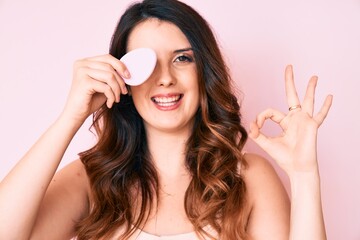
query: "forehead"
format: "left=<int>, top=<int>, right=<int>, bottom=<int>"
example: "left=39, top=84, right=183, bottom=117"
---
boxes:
left=127, top=18, right=191, bottom=52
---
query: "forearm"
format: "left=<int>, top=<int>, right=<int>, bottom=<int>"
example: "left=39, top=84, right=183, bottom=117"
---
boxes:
left=0, top=115, right=83, bottom=238
left=289, top=170, right=326, bottom=240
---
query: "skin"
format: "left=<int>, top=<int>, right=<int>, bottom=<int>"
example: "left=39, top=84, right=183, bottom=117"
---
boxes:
left=249, top=66, right=332, bottom=239
left=128, top=19, right=200, bottom=136
left=126, top=19, right=201, bottom=236
left=0, top=18, right=332, bottom=240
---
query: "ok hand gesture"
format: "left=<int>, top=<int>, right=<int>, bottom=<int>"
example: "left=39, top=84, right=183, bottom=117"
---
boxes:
left=249, top=65, right=333, bottom=176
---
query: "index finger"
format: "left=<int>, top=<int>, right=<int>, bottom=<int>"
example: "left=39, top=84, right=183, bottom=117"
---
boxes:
left=87, top=54, right=130, bottom=79
left=87, top=54, right=130, bottom=94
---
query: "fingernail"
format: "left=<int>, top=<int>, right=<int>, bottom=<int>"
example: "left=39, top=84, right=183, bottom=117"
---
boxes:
left=123, top=70, right=131, bottom=79
left=123, top=87, right=128, bottom=95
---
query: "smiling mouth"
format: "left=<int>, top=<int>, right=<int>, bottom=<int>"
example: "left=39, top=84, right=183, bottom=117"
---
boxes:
left=151, top=94, right=183, bottom=107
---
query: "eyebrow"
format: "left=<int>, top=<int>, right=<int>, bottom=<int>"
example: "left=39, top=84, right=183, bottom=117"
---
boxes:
left=173, top=47, right=193, bottom=53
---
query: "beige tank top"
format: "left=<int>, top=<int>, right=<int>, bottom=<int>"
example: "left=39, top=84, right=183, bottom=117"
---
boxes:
left=134, top=230, right=199, bottom=240
left=131, top=225, right=217, bottom=240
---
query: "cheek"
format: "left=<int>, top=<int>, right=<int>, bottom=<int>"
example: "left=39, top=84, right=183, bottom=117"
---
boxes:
left=190, top=74, right=200, bottom=101
left=130, top=84, right=149, bottom=98
left=188, top=81, right=201, bottom=111
left=129, top=86, right=148, bottom=110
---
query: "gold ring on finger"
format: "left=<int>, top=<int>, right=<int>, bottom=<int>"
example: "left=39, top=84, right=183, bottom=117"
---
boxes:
left=288, top=104, right=301, bottom=111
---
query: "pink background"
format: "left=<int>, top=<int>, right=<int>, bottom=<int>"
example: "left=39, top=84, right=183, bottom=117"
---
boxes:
left=0, top=1, right=359, bottom=239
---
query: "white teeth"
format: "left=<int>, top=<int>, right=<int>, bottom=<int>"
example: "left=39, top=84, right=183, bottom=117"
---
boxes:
left=152, top=95, right=181, bottom=103
left=157, top=102, right=176, bottom=107
left=151, top=95, right=182, bottom=107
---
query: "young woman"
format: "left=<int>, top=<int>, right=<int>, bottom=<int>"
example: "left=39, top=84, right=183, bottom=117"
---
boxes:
left=0, top=0, right=332, bottom=239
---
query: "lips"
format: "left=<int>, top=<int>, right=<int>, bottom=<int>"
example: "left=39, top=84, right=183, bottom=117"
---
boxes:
left=151, top=94, right=183, bottom=108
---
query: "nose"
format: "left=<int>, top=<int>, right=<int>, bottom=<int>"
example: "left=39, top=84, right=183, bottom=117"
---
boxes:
left=154, top=63, right=176, bottom=87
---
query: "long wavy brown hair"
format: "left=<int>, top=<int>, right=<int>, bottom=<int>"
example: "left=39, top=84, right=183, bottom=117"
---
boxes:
left=75, top=0, right=249, bottom=239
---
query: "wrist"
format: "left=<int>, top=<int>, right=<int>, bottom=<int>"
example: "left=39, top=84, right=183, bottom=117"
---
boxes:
left=289, top=169, right=321, bottom=199
left=55, top=112, right=86, bottom=134
left=58, top=109, right=89, bottom=129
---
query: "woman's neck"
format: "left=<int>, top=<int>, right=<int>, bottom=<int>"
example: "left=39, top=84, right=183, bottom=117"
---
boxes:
left=145, top=126, right=192, bottom=179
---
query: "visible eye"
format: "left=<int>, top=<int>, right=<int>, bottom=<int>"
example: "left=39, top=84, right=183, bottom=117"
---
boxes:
left=174, top=54, right=193, bottom=63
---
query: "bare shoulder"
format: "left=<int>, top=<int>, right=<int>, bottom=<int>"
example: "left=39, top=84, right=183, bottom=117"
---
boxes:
left=48, top=159, right=91, bottom=202
left=52, top=159, right=90, bottom=193
left=241, top=153, right=290, bottom=239
left=49, top=158, right=91, bottom=214
left=31, top=159, right=90, bottom=239
left=241, top=152, right=286, bottom=205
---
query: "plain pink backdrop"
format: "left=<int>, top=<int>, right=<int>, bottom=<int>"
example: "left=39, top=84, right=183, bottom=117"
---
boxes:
left=0, top=1, right=359, bottom=239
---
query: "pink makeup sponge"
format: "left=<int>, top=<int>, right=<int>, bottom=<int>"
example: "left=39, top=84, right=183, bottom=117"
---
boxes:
left=120, top=48, right=157, bottom=86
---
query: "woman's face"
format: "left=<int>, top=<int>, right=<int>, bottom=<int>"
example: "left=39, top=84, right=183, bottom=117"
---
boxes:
left=127, top=18, right=200, bottom=135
